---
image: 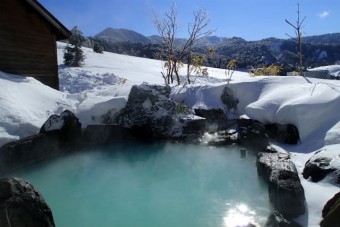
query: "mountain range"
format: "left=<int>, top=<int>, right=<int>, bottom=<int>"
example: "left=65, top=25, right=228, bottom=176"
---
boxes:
left=94, top=28, right=340, bottom=46
left=84, top=27, right=340, bottom=72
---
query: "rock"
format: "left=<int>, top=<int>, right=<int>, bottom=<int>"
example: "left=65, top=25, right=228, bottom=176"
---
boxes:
left=284, top=124, right=300, bottom=144
left=117, top=84, right=205, bottom=140
left=257, top=152, right=290, bottom=183
left=265, top=211, right=302, bottom=227
left=0, top=110, right=82, bottom=173
left=0, top=134, right=65, bottom=174
left=194, top=108, right=228, bottom=130
left=117, top=84, right=175, bottom=138
left=302, top=148, right=339, bottom=182
left=181, top=117, right=206, bottom=137
left=236, top=224, right=257, bottom=227
left=320, top=191, right=340, bottom=227
left=257, top=152, right=306, bottom=217
left=266, top=124, right=300, bottom=144
left=200, top=130, right=238, bottom=146
left=40, top=110, right=82, bottom=143
left=238, top=118, right=269, bottom=150
left=268, top=167, right=306, bottom=218
left=221, top=86, right=239, bottom=111
left=264, top=145, right=278, bottom=153
left=82, top=124, right=136, bottom=145
left=0, top=177, right=55, bottom=227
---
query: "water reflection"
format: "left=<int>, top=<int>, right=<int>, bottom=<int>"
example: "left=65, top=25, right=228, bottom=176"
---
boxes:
left=223, top=203, right=258, bottom=227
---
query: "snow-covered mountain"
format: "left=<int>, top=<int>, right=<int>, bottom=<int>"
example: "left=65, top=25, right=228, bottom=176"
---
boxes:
left=0, top=42, right=339, bottom=226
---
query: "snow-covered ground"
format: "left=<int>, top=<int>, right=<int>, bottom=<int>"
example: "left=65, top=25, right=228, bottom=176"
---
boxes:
left=0, top=42, right=339, bottom=226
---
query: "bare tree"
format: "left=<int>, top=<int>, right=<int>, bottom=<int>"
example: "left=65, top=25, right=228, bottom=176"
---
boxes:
left=184, top=9, right=214, bottom=83
left=285, top=3, right=306, bottom=76
left=153, top=5, right=177, bottom=84
left=153, top=4, right=214, bottom=85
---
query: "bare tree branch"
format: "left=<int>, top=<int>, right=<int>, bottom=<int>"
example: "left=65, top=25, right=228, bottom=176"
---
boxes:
left=152, top=5, right=214, bottom=84
left=285, top=3, right=306, bottom=77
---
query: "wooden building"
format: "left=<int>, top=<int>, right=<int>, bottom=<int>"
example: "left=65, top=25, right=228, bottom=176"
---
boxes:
left=0, top=0, right=70, bottom=90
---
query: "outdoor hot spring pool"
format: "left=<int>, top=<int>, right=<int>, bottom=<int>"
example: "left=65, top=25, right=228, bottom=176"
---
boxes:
left=12, top=142, right=272, bottom=227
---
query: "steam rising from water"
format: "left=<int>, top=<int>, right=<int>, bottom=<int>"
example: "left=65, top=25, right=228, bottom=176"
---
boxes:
left=12, top=142, right=271, bottom=227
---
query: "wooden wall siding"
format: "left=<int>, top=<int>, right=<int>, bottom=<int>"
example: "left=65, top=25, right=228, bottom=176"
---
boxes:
left=0, top=0, right=60, bottom=90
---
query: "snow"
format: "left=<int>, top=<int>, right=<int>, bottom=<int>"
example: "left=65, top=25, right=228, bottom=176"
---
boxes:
left=308, top=64, right=340, bottom=78
left=0, top=42, right=339, bottom=226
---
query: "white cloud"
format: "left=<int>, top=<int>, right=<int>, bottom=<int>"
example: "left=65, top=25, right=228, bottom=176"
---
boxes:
left=319, top=10, right=330, bottom=18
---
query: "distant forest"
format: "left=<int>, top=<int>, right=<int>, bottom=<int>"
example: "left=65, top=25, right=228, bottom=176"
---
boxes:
left=78, top=29, right=340, bottom=75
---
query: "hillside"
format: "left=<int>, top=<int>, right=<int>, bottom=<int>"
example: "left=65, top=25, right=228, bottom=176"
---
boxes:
left=88, top=28, right=340, bottom=71
left=95, top=28, right=151, bottom=44
left=302, top=33, right=340, bottom=45
left=94, top=28, right=340, bottom=46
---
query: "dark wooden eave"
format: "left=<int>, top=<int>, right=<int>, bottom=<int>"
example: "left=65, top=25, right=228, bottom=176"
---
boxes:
left=24, top=0, right=71, bottom=40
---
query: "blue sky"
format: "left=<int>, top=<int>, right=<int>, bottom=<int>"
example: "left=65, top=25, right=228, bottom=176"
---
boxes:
left=39, top=0, right=339, bottom=41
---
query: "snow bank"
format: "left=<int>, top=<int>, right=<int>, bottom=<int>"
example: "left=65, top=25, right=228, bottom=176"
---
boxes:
left=0, top=71, right=73, bottom=145
left=242, top=77, right=340, bottom=143
left=309, top=64, right=340, bottom=78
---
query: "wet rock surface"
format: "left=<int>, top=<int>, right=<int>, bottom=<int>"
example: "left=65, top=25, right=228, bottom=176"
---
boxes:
left=265, top=123, right=300, bottom=144
left=82, top=124, right=136, bottom=145
left=0, top=177, right=55, bottom=227
left=257, top=152, right=306, bottom=218
left=265, top=211, right=302, bottom=227
left=0, top=134, right=65, bottom=174
left=0, top=110, right=82, bottom=174
left=320, top=191, right=340, bottom=227
left=194, top=108, right=228, bottom=130
left=238, top=118, right=269, bottom=150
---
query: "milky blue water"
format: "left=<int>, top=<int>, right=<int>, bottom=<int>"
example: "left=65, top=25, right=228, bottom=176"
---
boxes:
left=13, top=142, right=272, bottom=227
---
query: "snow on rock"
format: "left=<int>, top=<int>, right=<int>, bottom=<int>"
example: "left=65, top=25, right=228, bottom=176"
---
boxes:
left=309, top=65, right=340, bottom=78
left=309, top=65, right=340, bottom=74
left=302, top=144, right=340, bottom=182
left=116, top=84, right=182, bottom=138
left=42, top=115, right=64, bottom=131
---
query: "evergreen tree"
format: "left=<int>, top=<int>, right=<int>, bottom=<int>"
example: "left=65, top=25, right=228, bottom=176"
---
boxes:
left=93, top=42, right=104, bottom=53
left=63, top=26, right=86, bottom=67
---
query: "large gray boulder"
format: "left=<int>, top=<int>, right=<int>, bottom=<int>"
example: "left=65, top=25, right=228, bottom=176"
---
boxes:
left=117, top=84, right=205, bottom=140
left=0, top=177, right=55, bottom=227
left=257, top=152, right=306, bottom=217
